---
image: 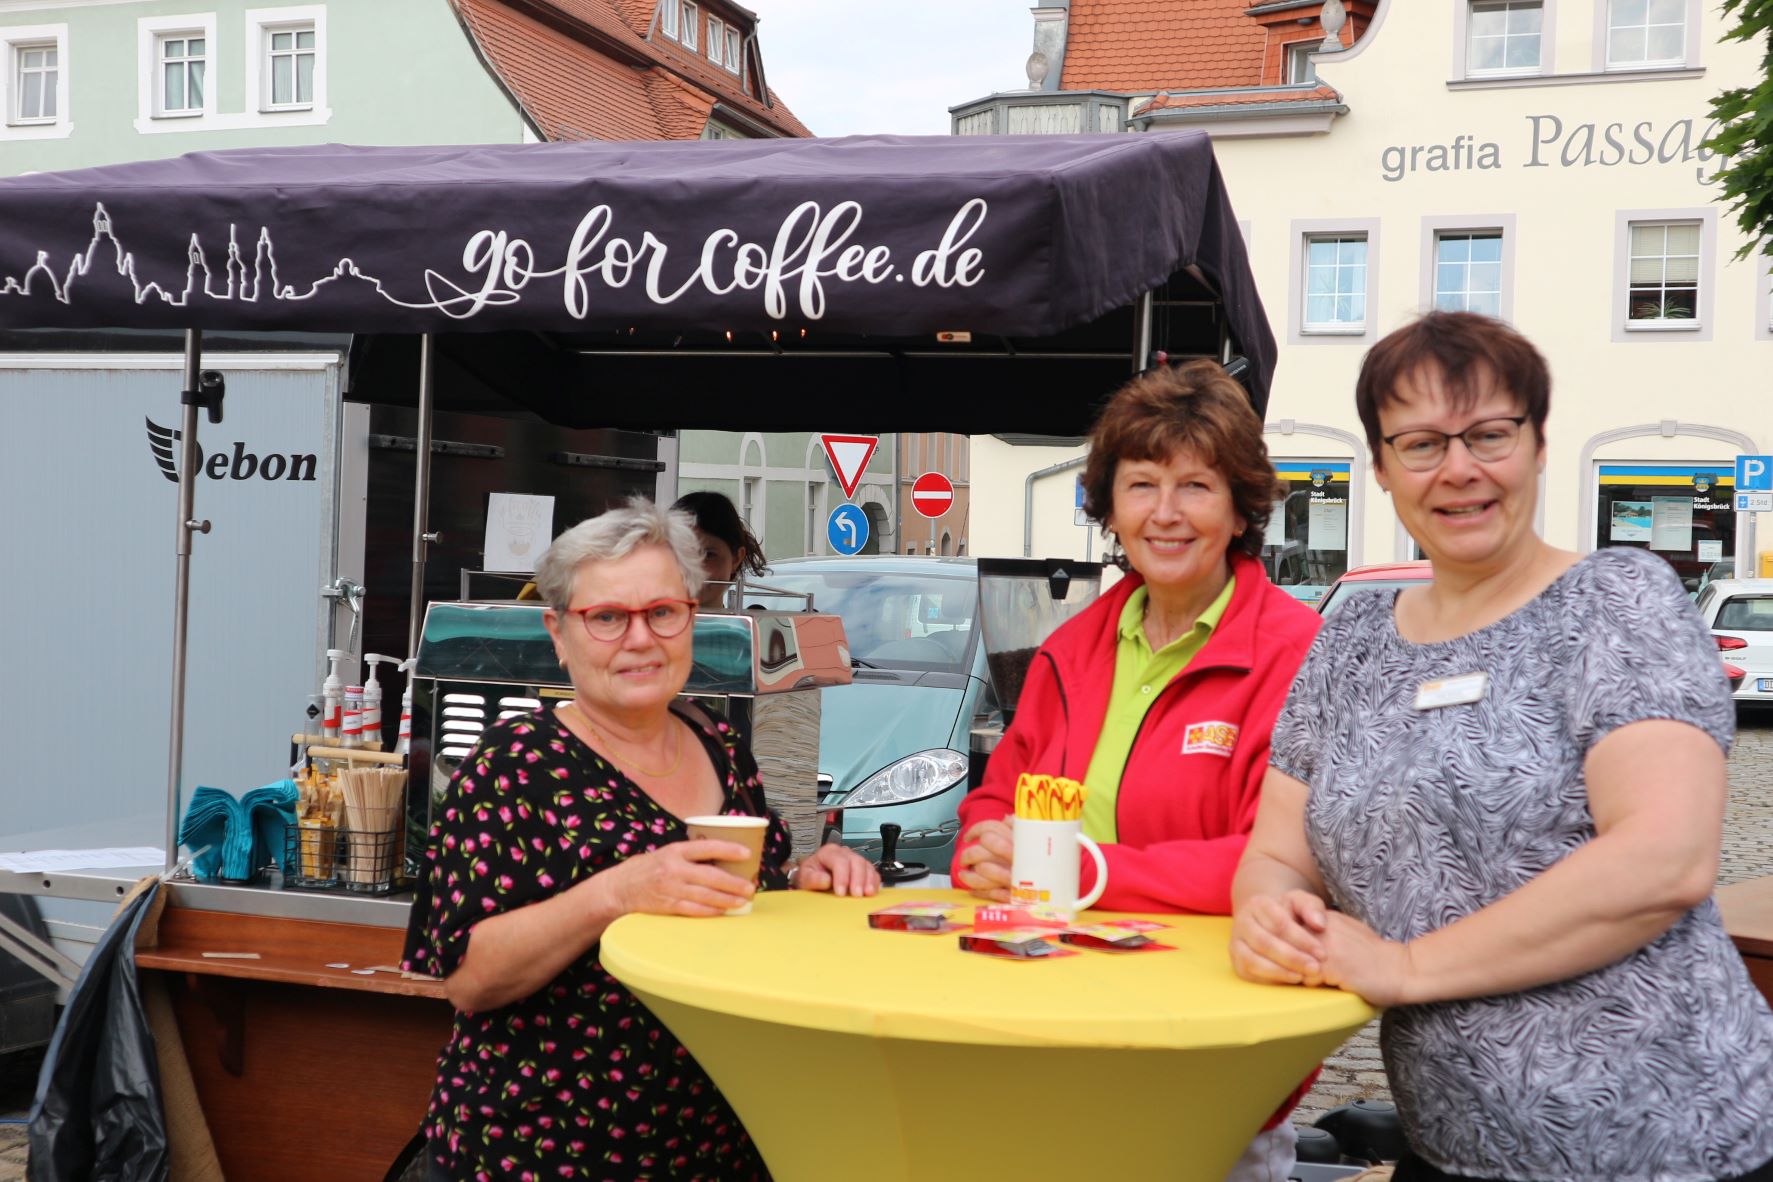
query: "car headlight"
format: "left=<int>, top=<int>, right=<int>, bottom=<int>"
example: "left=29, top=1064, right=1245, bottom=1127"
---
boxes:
left=839, top=749, right=969, bottom=809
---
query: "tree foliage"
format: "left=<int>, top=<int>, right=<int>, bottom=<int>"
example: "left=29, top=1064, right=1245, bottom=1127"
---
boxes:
left=1704, top=0, right=1773, bottom=266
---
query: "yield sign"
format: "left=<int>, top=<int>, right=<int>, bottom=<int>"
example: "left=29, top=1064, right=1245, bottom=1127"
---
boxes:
left=912, top=471, right=954, bottom=518
left=820, top=433, right=879, bottom=500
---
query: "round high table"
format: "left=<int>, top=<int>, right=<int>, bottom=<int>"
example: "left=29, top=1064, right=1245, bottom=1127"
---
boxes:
left=601, top=889, right=1373, bottom=1181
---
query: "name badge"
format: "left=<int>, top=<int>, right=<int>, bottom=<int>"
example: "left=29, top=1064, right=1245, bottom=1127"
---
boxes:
left=1414, top=672, right=1488, bottom=711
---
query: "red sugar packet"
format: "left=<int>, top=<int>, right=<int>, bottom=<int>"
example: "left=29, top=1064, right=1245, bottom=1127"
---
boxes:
left=1058, top=920, right=1175, bottom=953
left=868, top=901, right=966, bottom=933
left=958, top=926, right=1077, bottom=960
left=972, top=904, right=1069, bottom=933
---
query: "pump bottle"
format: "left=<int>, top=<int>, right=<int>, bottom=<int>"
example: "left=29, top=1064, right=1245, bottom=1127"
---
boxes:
left=322, top=649, right=352, bottom=741
left=395, top=657, right=417, bottom=757
left=361, top=654, right=397, bottom=752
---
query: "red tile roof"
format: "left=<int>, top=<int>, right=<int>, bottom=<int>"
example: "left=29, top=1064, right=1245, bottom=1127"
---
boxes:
left=451, top=0, right=810, bottom=142
left=1060, top=0, right=1266, bottom=92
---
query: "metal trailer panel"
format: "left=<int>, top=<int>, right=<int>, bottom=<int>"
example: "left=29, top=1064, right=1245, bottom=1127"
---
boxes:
left=0, top=355, right=340, bottom=850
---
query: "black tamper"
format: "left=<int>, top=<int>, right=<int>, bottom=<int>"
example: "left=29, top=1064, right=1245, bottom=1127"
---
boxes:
left=876, top=822, right=929, bottom=884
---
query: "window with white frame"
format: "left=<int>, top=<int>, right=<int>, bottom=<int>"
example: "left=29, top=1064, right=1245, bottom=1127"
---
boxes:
left=724, top=25, right=741, bottom=74
left=1469, top=0, right=1542, bottom=74
left=157, top=33, right=206, bottom=116
left=1626, top=220, right=1700, bottom=323
left=1607, top=0, right=1685, bottom=69
left=660, top=0, right=679, bottom=40
left=263, top=23, right=315, bottom=109
left=9, top=40, right=58, bottom=123
left=1285, top=42, right=1317, bottom=85
left=680, top=3, right=699, bottom=51
left=707, top=15, right=724, bottom=64
left=1433, top=232, right=1504, bottom=316
left=1303, top=234, right=1369, bottom=331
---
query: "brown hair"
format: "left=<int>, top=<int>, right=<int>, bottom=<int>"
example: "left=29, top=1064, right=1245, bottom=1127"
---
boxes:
left=1354, top=311, right=1550, bottom=464
left=1080, top=360, right=1282, bottom=560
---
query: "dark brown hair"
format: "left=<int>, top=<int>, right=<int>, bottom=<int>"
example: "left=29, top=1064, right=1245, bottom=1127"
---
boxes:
left=672, top=490, right=769, bottom=576
left=1080, top=360, right=1282, bottom=560
left=1354, top=311, right=1550, bottom=464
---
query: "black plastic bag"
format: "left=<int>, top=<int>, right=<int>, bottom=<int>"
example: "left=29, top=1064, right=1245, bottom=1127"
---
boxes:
left=27, top=880, right=168, bottom=1182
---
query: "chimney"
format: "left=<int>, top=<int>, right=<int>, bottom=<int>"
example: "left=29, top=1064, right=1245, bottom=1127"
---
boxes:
left=1028, top=3, right=1070, bottom=92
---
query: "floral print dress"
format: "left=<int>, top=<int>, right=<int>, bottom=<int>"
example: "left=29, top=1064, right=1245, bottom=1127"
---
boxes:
left=401, top=706, right=791, bottom=1181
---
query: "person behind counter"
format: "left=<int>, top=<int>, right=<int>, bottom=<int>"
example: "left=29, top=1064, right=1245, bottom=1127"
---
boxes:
left=673, top=490, right=769, bottom=610
left=1231, top=312, right=1773, bottom=1182
left=950, top=359, right=1323, bottom=1181
left=402, top=497, right=880, bottom=1181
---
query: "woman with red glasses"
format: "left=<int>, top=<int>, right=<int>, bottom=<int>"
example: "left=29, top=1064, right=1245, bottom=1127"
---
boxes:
left=402, top=497, right=878, bottom=1181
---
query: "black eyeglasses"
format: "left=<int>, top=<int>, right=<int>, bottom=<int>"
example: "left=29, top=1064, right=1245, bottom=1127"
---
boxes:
left=564, top=599, right=697, bottom=642
left=1382, top=416, right=1527, bottom=472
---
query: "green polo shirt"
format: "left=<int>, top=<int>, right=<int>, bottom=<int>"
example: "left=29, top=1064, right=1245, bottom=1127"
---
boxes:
left=1080, top=576, right=1235, bottom=843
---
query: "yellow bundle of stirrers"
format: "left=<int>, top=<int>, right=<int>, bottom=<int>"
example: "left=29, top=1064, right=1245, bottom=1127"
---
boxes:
left=1014, top=772, right=1087, bottom=821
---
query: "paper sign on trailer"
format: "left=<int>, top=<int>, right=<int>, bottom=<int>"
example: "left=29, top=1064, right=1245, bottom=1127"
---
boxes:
left=820, top=434, right=879, bottom=500
left=912, top=471, right=954, bottom=519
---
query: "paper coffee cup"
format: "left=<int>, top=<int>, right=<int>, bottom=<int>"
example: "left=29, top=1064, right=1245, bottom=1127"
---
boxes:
left=684, top=815, right=768, bottom=915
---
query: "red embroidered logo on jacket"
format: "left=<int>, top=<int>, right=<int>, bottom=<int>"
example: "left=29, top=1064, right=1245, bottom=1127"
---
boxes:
left=1182, top=721, right=1239, bottom=757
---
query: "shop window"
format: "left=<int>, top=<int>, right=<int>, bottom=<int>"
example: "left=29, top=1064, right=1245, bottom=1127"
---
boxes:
left=1469, top=1, right=1543, bottom=74
left=1434, top=232, right=1504, bottom=316
left=1302, top=234, right=1368, bottom=333
left=1265, top=461, right=1352, bottom=604
left=1595, top=463, right=1734, bottom=594
left=1606, top=0, right=1685, bottom=68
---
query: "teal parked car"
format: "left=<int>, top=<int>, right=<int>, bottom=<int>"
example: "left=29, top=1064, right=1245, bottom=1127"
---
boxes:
left=761, top=556, right=995, bottom=872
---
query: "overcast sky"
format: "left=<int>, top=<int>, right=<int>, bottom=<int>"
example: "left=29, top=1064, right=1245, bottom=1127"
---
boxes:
left=753, top=1, right=1035, bottom=137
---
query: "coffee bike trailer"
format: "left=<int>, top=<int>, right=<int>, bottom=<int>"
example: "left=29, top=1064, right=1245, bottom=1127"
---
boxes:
left=0, top=131, right=1277, bottom=1180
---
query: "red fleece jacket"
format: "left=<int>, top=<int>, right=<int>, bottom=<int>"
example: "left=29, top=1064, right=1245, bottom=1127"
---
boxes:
left=954, top=552, right=1321, bottom=914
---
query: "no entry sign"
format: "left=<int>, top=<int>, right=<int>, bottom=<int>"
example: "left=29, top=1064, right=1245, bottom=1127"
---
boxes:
left=912, top=471, right=954, bottom=519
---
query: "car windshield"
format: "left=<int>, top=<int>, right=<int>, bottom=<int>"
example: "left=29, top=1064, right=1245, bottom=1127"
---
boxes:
left=1319, top=579, right=1425, bottom=616
left=760, top=570, right=976, bottom=674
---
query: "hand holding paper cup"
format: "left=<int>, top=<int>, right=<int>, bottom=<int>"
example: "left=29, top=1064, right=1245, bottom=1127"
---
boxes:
left=1010, top=774, right=1107, bottom=919
left=684, top=815, right=769, bottom=915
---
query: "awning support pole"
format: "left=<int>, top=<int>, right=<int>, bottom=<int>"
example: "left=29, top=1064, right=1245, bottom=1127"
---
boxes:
left=165, top=329, right=207, bottom=874
left=407, top=334, right=436, bottom=657
left=1133, top=291, right=1154, bottom=373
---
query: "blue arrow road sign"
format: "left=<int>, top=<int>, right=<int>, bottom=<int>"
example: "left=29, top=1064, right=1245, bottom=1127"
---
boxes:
left=1737, top=455, right=1773, bottom=492
left=827, top=504, right=869, bottom=555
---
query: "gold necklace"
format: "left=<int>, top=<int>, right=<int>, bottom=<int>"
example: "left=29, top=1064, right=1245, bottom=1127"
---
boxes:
left=563, top=702, right=683, bottom=778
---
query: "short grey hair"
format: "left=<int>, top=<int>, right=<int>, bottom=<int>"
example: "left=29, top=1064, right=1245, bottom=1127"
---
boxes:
left=534, top=497, right=706, bottom=611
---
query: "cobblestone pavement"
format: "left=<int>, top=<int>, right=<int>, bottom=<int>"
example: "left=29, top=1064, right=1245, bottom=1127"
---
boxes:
left=1294, top=707, right=1773, bottom=1125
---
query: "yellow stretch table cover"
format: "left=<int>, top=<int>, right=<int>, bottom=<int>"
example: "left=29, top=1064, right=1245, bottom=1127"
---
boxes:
left=602, top=890, right=1373, bottom=1182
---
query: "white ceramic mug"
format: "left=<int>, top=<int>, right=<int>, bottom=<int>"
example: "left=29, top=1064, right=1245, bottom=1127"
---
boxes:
left=1009, top=817, right=1107, bottom=918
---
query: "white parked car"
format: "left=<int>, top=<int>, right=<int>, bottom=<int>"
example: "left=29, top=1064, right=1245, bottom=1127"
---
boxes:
left=1696, top=579, right=1773, bottom=705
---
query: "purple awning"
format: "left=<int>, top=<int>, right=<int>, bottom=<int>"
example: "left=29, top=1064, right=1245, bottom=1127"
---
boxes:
left=0, top=133, right=1277, bottom=426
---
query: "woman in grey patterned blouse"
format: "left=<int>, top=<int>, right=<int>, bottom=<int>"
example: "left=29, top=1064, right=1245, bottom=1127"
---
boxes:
left=1229, top=312, right=1773, bottom=1182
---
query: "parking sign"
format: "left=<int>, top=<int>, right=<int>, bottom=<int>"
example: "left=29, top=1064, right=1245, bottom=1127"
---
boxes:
left=1736, top=455, right=1773, bottom=492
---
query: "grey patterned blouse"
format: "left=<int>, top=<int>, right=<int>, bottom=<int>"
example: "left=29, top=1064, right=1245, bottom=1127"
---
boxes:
left=1272, top=548, right=1773, bottom=1182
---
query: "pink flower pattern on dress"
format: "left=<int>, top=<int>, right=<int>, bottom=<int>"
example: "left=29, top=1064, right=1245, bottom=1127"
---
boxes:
left=402, top=710, right=788, bottom=1180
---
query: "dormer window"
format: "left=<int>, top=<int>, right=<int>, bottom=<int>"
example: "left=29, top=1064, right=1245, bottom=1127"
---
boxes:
left=724, top=26, right=741, bottom=74
left=660, top=0, right=679, bottom=40
left=680, top=3, right=699, bottom=52
left=707, top=15, right=724, bottom=63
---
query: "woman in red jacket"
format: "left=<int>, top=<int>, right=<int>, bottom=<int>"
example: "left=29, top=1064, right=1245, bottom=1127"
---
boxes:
left=952, top=359, right=1322, bottom=1181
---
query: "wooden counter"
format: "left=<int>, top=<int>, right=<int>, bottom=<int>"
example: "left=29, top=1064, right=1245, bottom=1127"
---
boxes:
left=137, top=903, right=453, bottom=1182
left=1718, top=876, right=1773, bottom=1008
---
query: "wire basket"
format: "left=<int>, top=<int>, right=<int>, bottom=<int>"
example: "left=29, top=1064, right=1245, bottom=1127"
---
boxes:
left=282, top=805, right=403, bottom=894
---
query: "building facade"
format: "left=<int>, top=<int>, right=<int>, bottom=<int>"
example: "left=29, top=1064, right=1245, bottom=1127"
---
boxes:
left=955, top=0, right=1768, bottom=600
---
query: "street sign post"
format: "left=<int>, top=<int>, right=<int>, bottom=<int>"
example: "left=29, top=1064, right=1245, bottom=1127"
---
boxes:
left=820, top=434, right=879, bottom=500
left=911, top=471, right=954, bottom=519
left=1735, top=455, right=1773, bottom=493
left=827, top=503, right=869, bottom=555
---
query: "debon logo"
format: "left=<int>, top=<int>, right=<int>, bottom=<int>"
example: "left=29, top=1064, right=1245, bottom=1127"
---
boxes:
left=144, top=417, right=318, bottom=483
